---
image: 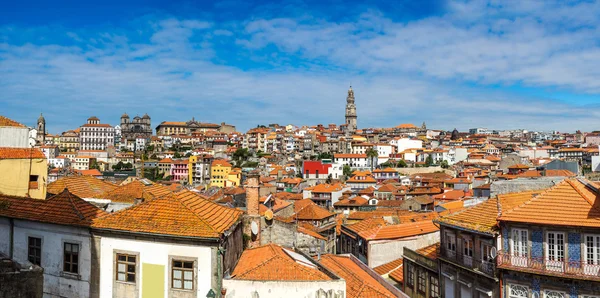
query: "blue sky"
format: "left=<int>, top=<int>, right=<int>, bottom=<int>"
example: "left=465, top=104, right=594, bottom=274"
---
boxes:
left=1, top=0, right=600, bottom=133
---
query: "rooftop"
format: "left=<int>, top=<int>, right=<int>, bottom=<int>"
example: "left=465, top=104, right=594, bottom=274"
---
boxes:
left=230, top=244, right=332, bottom=281
left=0, top=189, right=106, bottom=227
left=0, top=116, right=26, bottom=128
left=0, top=147, right=45, bottom=159
left=319, top=254, right=398, bottom=298
left=47, top=175, right=117, bottom=198
left=499, top=179, right=600, bottom=228
left=92, top=190, right=243, bottom=238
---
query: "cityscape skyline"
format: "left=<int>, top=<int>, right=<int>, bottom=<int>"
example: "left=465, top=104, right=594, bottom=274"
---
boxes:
left=2, top=0, right=600, bottom=133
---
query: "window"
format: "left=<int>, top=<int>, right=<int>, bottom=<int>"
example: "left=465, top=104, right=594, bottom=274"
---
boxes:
left=445, top=232, right=456, bottom=252
left=63, top=243, right=79, bottom=274
left=511, top=228, right=528, bottom=267
left=28, top=237, right=42, bottom=266
left=417, top=269, right=426, bottom=294
left=463, top=238, right=473, bottom=257
left=544, top=290, right=566, bottom=298
left=116, top=254, right=136, bottom=283
left=481, top=243, right=494, bottom=262
left=406, top=263, right=414, bottom=287
left=29, top=175, right=38, bottom=182
left=508, top=284, right=528, bottom=298
left=430, top=276, right=439, bottom=298
left=172, top=260, right=194, bottom=290
left=585, top=234, right=600, bottom=276
left=546, top=231, right=565, bottom=272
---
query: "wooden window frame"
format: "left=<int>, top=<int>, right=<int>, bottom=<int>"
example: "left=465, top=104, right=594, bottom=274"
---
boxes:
left=28, top=237, right=42, bottom=266
left=171, top=259, right=194, bottom=290
left=63, top=242, right=79, bottom=274
left=116, top=253, right=137, bottom=283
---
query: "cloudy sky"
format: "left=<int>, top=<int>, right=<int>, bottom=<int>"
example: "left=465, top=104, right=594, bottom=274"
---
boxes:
left=1, top=0, right=600, bottom=133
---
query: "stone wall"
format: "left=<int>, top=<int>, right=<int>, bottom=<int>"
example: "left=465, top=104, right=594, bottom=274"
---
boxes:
left=491, top=177, right=565, bottom=197
left=0, top=253, right=44, bottom=298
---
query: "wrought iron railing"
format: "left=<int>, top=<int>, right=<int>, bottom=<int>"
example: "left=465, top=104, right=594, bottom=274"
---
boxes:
left=497, top=251, right=600, bottom=281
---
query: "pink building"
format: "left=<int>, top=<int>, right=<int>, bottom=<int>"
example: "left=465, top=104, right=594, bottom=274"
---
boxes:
left=170, top=159, right=189, bottom=183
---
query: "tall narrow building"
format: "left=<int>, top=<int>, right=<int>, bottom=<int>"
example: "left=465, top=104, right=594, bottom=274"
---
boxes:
left=36, top=113, right=46, bottom=145
left=345, top=86, right=357, bottom=134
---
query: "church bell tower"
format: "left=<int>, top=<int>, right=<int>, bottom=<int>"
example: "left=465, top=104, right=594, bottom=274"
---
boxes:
left=345, top=86, right=357, bottom=134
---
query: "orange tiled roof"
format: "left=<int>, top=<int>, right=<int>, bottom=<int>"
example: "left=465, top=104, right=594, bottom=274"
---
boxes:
left=47, top=175, right=117, bottom=198
left=508, top=163, right=530, bottom=169
left=297, top=224, right=327, bottom=240
left=432, top=189, right=468, bottom=200
left=388, top=260, right=404, bottom=284
left=231, top=244, right=331, bottom=281
left=499, top=179, right=600, bottom=227
left=334, top=196, right=368, bottom=207
left=373, top=257, right=404, bottom=275
left=0, top=147, right=46, bottom=159
left=92, top=190, right=243, bottom=238
left=76, top=169, right=103, bottom=176
left=0, top=189, right=106, bottom=227
left=377, top=184, right=398, bottom=193
left=294, top=199, right=334, bottom=220
left=396, top=123, right=417, bottom=129
left=436, top=191, right=537, bottom=234
left=373, top=168, right=398, bottom=173
left=158, top=121, right=187, bottom=126
left=311, top=183, right=344, bottom=193
left=158, top=158, right=173, bottom=163
left=416, top=242, right=440, bottom=260
left=212, top=159, right=232, bottom=167
left=357, top=220, right=439, bottom=241
left=0, top=116, right=26, bottom=127
left=102, top=180, right=173, bottom=203
left=347, top=175, right=377, bottom=183
left=518, top=169, right=576, bottom=178
left=319, top=254, right=397, bottom=298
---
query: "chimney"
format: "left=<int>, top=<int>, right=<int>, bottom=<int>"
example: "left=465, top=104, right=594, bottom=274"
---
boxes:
left=246, top=172, right=260, bottom=216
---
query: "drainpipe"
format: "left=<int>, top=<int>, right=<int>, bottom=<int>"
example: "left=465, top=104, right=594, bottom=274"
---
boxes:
left=9, top=218, right=14, bottom=259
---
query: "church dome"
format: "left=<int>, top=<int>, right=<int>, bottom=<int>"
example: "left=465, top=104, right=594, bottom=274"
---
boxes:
left=142, top=113, right=150, bottom=119
left=451, top=128, right=460, bottom=140
left=121, top=113, right=129, bottom=118
left=37, top=113, right=45, bottom=123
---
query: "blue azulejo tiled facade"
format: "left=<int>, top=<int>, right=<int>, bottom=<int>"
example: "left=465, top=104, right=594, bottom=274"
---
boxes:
left=498, top=223, right=600, bottom=297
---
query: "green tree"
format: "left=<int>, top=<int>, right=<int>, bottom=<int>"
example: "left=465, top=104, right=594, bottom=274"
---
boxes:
left=173, top=152, right=182, bottom=158
left=440, top=160, right=449, bottom=169
left=185, top=152, right=192, bottom=158
left=124, top=162, right=133, bottom=170
left=112, top=161, right=124, bottom=171
left=397, top=160, right=408, bottom=168
left=425, top=155, right=434, bottom=167
left=343, top=165, right=353, bottom=177
left=317, top=152, right=332, bottom=160
left=366, top=148, right=378, bottom=171
left=150, top=154, right=158, bottom=160
left=90, top=160, right=100, bottom=170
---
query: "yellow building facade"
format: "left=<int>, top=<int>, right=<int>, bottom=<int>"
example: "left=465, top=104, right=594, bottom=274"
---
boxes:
left=0, top=148, right=48, bottom=199
left=210, top=160, right=232, bottom=188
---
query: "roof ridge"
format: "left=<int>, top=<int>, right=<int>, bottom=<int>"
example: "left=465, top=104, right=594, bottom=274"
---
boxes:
left=235, top=246, right=280, bottom=278
left=566, top=179, right=595, bottom=207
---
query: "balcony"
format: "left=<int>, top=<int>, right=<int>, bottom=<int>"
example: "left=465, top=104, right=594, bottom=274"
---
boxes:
left=497, top=251, right=600, bottom=281
left=441, top=247, right=496, bottom=277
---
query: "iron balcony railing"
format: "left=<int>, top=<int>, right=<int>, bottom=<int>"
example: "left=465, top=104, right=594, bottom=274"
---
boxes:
left=441, top=246, right=496, bottom=277
left=497, top=251, right=600, bottom=281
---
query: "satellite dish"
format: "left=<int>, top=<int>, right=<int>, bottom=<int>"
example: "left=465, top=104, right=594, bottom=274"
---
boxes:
left=251, top=221, right=259, bottom=235
left=489, top=247, right=497, bottom=259
left=264, top=209, right=274, bottom=221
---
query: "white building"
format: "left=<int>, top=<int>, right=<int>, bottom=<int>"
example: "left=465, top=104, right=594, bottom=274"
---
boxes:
left=92, top=190, right=244, bottom=298
left=48, top=155, right=70, bottom=168
left=0, top=190, right=106, bottom=297
left=391, top=138, right=423, bottom=154
left=223, top=244, right=346, bottom=298
left=0, top=116, right=31, bottom=148
left=333, top=153, right=373, bottom=169
left=79, top=116, right=115, bottom=151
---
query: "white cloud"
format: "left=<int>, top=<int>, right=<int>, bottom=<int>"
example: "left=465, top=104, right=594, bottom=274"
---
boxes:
left=1, top=1, right=600, bottom=133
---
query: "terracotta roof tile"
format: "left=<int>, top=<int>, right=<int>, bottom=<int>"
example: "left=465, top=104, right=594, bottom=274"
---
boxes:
left=231, top=244, right=332, bottom=281
left=334, top=196, right=368, bottom=207
left=92, top=190, right=243, bottom=238
left=102, top=180, right=173, bottom=203
left=388, top=261, right=404, bottom=284
left=311, top=183, right=345, bottom=193
left=212, top=159, right=232, bottom=167
left=294, top=199, right=335, bottom=220
left=0, top=189, right=106, bottom=227
left=47, top=175, right=117, bottom=198
left=0, top=147, right=46, bottom=159
left=0, top=116, right=26, bottom=127
left=437, top=191, right=537, bottom=234
left=416, top=242, right=440, bottom=260
left=319, top=254, right=397, bottom=298
left=499, top=179, right=600, bottom=227
left=373, top=257, right=404, bottom=275
left=356, top=220, right=439, bottom=241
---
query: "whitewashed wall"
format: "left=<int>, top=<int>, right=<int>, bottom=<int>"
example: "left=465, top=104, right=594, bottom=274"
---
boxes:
left=222, top=280, right=346, bottom=298
left=98, top=236, right=214, bottom=298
